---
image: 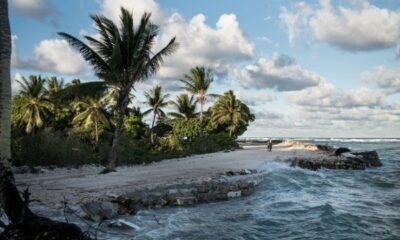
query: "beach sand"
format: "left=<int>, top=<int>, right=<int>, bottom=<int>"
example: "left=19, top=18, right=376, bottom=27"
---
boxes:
left=15, top=141, right=323, bottom=209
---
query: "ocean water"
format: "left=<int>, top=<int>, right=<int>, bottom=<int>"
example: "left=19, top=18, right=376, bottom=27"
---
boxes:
left=8, top=141, right=398, bottom=239
left=103, top=140, right=400, bottom=239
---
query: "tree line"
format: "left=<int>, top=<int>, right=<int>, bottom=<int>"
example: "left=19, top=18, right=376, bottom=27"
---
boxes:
left=10, top=7, right=255, bottom=172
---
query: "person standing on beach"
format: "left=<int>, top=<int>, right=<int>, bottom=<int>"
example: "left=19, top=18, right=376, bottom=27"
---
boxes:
left=268, top=138, right=272, bottom=151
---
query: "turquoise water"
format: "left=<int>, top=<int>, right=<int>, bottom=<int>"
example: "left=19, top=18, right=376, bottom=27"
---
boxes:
left=114, top=140, right=399, bottom=240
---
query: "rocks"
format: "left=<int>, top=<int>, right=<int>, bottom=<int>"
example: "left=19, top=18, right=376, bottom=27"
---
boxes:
left=81, top=201, right=119, bottom=221
left=112, top=172, right=265, bottom=215
left=334, top=147, right=351, bottom=156
left=352, top=151, right=382, bottom=167
left=288, top=150, right=381, bottom=171
left=316, top=144, right=335, bottom=152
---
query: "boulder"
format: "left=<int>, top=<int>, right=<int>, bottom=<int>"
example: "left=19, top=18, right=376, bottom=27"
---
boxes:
left=352, top=151, right=382, bottom=167
left=316, top=144, right=335, bottom=152
left=81, top=201, right=119, bottom=221
left=334, top=147, right=351, bottom=156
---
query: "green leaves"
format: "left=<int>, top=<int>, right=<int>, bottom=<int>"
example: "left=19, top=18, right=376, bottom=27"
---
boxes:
left=143, top=85, right=170, bottom=122
left=56, top=81, right=109, bottom=101
left=169, top=94, right=198, bottom=120
left=210, top=90, right=255, bottom=138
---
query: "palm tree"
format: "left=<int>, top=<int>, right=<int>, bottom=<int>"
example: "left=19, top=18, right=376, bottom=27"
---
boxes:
left=47, top=77, right=64, bottom=99
left=143, top=85, right=170, bottom=144
left=211, top=90, right=255, bottom=138
left=180, top=66, right=213, bottom=122
left=73, top=97, right=110, bottom=144
left=169, top=94, right=197, bottom=120
left=0, top=0, right=34, bottom=227
left=15, top=75, right=50, bottom=134
left=59, top=8, right=177, bottom=172
left=0, top=2, right=88, bottom=237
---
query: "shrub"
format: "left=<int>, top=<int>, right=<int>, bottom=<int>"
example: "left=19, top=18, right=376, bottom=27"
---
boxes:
left=12, top=130, right=95, bottom=167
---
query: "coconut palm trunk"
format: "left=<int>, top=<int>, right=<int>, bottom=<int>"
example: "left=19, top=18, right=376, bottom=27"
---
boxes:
left=150, top=111, right=156, bottom=145
left=0, top=0, right=11, bottom=162
left=106, top=87, right=130, bottom=171
left=199, top=95, right=205, bottom=123
left=0, top=0, right=30, bottom=223
left=0, top=2, right=88, bottom=238
left=95, top=118, right=99, bottom=143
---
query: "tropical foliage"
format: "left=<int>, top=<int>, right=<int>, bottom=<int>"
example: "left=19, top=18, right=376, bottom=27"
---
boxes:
left=169, top=94, right=197, bottom=120
left=13, top=76, right=50, bottom=134
left=143, top=85, right=170, bottom=144
left=10, top=9, right=255, bottom=169
left=180, top=66, right=213, bottom=122
left=211, top=90, right=255, bottom=137
left=58, top=7, right=178, bottom=171
left=72, top=97, right=110, bottom=143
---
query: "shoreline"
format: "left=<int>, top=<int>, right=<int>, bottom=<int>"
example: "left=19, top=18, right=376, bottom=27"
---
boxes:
left=14, top=140, right=381, bottom=222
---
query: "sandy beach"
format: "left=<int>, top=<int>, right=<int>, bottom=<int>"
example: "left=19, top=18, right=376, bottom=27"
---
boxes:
left=15, top=141, right=323, bottom=209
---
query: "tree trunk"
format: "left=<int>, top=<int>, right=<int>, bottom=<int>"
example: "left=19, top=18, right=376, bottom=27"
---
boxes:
left=199, top=93, right=205, bottom=124
left=150, top=111, right=156, bottom=145
left=0, top=0, right=11, bottom=163
left=0, top=0, right=27, bottom=223
left=0, top=2, right=89, bottom=238
left=200, top=101, right=203, bottom=123
left=105, top=88, right=130, bottom=172
left=95, top=119, right=98, bottom=144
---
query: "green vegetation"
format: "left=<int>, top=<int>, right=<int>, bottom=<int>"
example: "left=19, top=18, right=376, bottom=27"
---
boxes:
left=10, top=8, right=255, bottom=169
left=180, top=66, right=214, bottom=123
left=58, top=7, right=178, bottom=171
left=143, top=85, right=171, bottom=145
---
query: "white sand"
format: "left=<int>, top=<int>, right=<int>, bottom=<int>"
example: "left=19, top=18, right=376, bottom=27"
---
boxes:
left=15, top=141, right=324, bottom=208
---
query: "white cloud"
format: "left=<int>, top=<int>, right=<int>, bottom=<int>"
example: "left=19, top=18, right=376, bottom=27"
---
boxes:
left=256, top=110, right=284, bottom=120
left=99, top=0, right=164, bottom=25
left=12, top=38, right=88, bottom=76
left=279, top=2, right=313, bottom=46
left=155, top=13, right=254, bottom=81
left=10, top=0, right=57, bottom=22
left=361, top=65, right=400, bottom=93
left=11, top=35, right=19, bottom=68
left=236, top=91, right=276, bottom=106
left=280, top=0, right=400, bottom=52
left=287, top=81, right=386, bottom=109
left=97, top=0, right=254, bottom=87
left=12, top=73, right=23, bottom=95
left=235, top=53, right=323, bottom=91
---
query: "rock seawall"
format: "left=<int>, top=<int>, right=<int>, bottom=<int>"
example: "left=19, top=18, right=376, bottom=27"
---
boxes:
left=82, top=171, right=266, bottom=221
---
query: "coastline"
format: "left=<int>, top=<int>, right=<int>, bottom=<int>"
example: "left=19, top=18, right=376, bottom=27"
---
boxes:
left=14, top=140, right=381, bottom=222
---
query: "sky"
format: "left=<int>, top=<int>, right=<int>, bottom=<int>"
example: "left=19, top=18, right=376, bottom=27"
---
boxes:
left=8, top=0, right=400, bottom=138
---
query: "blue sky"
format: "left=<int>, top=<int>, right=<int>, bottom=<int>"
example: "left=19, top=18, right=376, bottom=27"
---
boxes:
left=9, top=0, right=400, bottom=138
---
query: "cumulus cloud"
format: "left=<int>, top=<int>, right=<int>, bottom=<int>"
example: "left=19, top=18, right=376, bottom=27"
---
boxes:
left=287, top=81, right=386, bottom=109
left=235, top=54, right=323, bottom=91
left=236, top=91, right=276, bottom=106
left=255, top=110, right=284, bottom=120
left=99, top=0, right=164, bottom=24
left=98, top=0, right=254, bottom=87
left=155, top=13, right=254, bottom=80
left=280, top=0, right=400, bottom=52
left=10, top=0, right=57, bottom=22
left=12, top=73, right=23, bottom=95
left=12, top=38, right=88, bottom=76
left=279, top=2, right=313, bottom=46
left=361, top=65, right=400, bottom=93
